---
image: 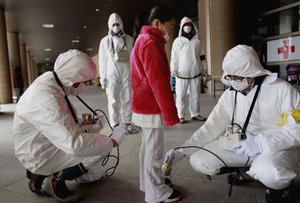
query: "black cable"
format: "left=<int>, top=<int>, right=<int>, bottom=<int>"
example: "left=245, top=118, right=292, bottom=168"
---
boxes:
left=174, top=146, right=228, bottom=167
left=171, top=146, right=250, bottom=198
left=228, top=156, right=250, bottom=197
left=75, top=97, right=120, bottom=177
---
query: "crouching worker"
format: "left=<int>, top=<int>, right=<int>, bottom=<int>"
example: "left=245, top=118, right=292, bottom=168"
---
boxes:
left=163, top=45, right=300, bottom=203
left=13, top=50, right=128, bottom=202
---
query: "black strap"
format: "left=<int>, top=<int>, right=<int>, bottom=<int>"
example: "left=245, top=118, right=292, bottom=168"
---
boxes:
left=52, top=71, right=78, bottom=123
left=230, top=75, right=266, bottom=137
left=241, top=76, right=266, bottom=135
left=111, top=36, right=126, bottom=53
left=231, top=91, right=238, bottom=126
left=176, top=73, right=202, bottom=79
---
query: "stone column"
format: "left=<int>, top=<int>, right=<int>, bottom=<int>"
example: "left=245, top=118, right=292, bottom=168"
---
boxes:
left=20, top=44, right=28, bottom=88
left=26, top=51, right=33, bottom=85
left=198, top=0, right=237, bottom=93
left=0, top=8, right=12, bottom=103
left=7, top=32, right=21, bottom=99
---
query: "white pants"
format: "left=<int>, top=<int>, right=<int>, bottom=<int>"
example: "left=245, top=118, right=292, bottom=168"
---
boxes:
left=106, top=77, right=131, bottom=127
left=140, top=128, right=172, bottom=203
left=175, top=77, right=200, bottom=118
left=189, top=140, right=299, bottom=190
left=34, top=151, right=105, bottom=183
left=75, top=155, right=105, bottom=183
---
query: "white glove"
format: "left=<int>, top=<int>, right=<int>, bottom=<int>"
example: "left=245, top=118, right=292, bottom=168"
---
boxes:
left=93, top=114, right=106, bottom=130
left=164, top=148, right=185, bottom=166
left=111, top=125, right=128, bottom=145
left=162, top=148, right=185, bottom=176
left=100, top=78, right=108, bottom=89
left=234, top=133, right=262, bottom=156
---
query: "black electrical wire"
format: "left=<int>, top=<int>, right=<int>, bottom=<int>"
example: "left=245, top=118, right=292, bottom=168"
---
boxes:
left=76, top=96, right=120, bottom=177
left=171, top=146, right=250, bottom=198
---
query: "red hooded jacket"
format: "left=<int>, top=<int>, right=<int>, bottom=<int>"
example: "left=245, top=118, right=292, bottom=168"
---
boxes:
left=130, top=26, right=179, bottom=127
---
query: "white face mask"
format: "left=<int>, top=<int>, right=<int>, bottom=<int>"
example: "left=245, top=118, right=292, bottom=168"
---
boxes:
left=230, top=78, right=249, bottom=91
left=112, top=25, right=121, bottom=34
left=183, top=25, right=192, bottom=33
left=70, top=83, right=86, bottom=96
left=161, top=24, right=170, bottom=41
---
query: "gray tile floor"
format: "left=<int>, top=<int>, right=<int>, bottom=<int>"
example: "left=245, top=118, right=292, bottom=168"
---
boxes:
left=0, top=86, right=299, bottom=203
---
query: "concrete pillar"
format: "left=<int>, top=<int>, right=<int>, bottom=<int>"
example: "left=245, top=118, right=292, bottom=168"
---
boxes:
left=0, top=8, right=12, bottom=103
left=198, top=0, right=237, bottom=93
left=7, top=32, right=21, bottom=99
left=26, top=51, right=33, bottom=85
left=20, top=44, right=29, bottom=88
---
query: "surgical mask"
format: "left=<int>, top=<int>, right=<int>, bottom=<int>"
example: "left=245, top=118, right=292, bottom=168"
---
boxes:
left=70, top=83, right=86, bottom=96
left=161, top=24, right=170, bottom=41
left=183, top=25, right=192, bottom=33
left=112, top=26, right=121, bottom=34
left=230, top=78, right=249, bottom=91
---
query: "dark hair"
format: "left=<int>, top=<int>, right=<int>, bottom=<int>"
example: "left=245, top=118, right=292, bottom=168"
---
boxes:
left=133, top=9, right=150, bottom=42
left=148, top=4, right=176, bottom=24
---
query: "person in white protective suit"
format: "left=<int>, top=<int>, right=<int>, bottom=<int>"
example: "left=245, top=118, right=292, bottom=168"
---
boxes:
left=170, top=16, right=208, bottom=124
left=98, top=13, right=139, bottom=134
left=13, top=50, right=128, bottom=203
left=163, top=45, right=300, bottom=203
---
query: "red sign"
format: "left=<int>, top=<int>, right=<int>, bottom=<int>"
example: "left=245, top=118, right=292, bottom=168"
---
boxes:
left=277, top=39, right=295, bottom=59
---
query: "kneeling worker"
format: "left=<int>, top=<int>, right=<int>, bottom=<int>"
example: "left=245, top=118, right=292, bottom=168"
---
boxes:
left=164, top=45, right=300, bottom=203
left=13, top=50, right=127, bottom=202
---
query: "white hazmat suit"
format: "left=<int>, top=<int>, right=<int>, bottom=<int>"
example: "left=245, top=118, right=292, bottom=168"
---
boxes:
left=98, top=13, right=134, bottom=127
left=170, top=17, right=207, bottom=120
left=183, top=45, right=300, bottom=190
left=13, top=50, right=114, bottom=182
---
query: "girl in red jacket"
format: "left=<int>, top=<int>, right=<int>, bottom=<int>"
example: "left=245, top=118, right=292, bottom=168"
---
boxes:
left=130, top=5, right=182, bottom=203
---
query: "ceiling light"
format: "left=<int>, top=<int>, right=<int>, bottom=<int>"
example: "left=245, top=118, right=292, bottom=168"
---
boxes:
left=83, top=25, right=87, bottom=29
left=45, top=58, right=50, bottom=61
left=42, top=24, right=54, bottom=28
left=71, top=40, right=79, bottom=43
left=86, top=48, right=93, bottom=51
left=44, top=48, right=51, bottom=51
left=95, top=9, right=100, bottom=12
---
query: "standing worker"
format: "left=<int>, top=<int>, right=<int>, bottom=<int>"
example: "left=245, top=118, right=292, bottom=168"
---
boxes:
left=170, top=16, right=208, bottom=123
left=13, top=50, right=128, bottom=202
left=98, top=12, right=139, bottom=134
left=131, top=5, right=182, bottom=203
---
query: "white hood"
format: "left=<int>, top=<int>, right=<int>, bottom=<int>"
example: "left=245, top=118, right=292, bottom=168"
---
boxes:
left=221, top=45, right=271, bottom=85
left=178, top=16, right=198, bottom=37
left=54, top=49, right=97, bottom=88
left=108, top=13, right=123, bottom=32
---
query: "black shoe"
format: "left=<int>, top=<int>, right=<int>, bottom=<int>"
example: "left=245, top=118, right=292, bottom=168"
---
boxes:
left=226, top=169, right=252, bottom=185
left=26, top=169, right=47, bottom=195
left=160, top=190, right=182, bottom=203
left=113, top=124, right=119, bottom=128
left=192, top=115, right=206, bottom=121
left=179, top=118, right=186, bottom=124
left=266, top=188, right=290, bottom=203
left=164, top=178, right=172, bottom=186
